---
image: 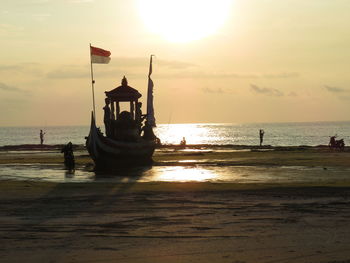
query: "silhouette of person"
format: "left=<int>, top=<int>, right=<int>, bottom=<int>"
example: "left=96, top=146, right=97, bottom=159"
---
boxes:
left=136, top=102, right=142, bottom=120
left=136, top=102, right=145, bottom=134
left=142, top=120, right=156, bottom=141
left=103, top=98, right=111, bottom=137
left=155, top=137, right=162, bottom=146
left=180, top=137, right=186, bottom=146
left=259, top=129, right=265, bottom=146
left=40, top=129, right=45, bottom=145
left=61, top=142, right=75, bottom=170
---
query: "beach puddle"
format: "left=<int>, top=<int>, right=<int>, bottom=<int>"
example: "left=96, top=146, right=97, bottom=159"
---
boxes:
left=0, top=164, right=95, bottom=182
left=0, top=163, right=349, bottom=184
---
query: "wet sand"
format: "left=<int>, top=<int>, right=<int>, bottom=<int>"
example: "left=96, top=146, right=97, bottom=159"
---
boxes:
left=1, top=144, right=350, bottom=168
left=1, top=145, right=350, bottom=262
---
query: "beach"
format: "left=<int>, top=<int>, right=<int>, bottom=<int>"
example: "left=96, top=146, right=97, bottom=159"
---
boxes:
left=2, top=0, right=350, bottom=261
left=1, top=145, right=350, bottom=262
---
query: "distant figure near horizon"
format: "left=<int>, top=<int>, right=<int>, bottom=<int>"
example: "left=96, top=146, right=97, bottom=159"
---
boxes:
left=180, top=137, right=186, bottom=146
left=40, top=129, right=45, bottom=145
left=259, top=129, right=265, bottom=146
left=329, top=135, right=345, bottom=150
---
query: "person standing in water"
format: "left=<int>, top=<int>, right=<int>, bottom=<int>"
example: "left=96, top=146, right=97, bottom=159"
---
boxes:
left=180, top=137, right=186, bottom=146
left=40, top=129, right=45, bottom=145
left=259, top=129, right=265, bottom=146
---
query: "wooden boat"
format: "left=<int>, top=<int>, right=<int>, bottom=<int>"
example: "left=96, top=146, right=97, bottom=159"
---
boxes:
left=86, top=72, right=157, bottom=169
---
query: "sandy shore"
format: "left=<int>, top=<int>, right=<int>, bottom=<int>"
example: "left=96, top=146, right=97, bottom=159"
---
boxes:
left=1, top=181, right=350, bottom=263
left=1, top=145, right=350, bottom=262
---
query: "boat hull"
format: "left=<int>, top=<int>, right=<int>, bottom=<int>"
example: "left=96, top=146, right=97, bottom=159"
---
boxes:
left=86, top=113, right=155, bottom=169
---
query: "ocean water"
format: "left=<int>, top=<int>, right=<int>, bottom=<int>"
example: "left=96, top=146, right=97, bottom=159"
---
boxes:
left=0, top=121, right=349, bottom=147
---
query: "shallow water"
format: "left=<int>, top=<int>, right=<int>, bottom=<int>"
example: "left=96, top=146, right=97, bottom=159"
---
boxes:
left=1, top=163, right=349, bottom=184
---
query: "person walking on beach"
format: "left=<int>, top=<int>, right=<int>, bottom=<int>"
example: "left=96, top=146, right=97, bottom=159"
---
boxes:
left=40, top=129, right=45, bottom=145
left=259, top=129, right=264, bottom=146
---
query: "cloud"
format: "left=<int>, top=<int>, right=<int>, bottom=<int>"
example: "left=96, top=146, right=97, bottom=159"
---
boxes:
left=288, top=91, right=298, bottom=97
left=44, top=57, right=196, bottom=79
left=0, top=24, right=24, bottom=35
left=1, top=59, right=299, bottom=83
left=0, top=63, right=43, bottom=77
left=324, top=85, right=348, bottom=93
left=0, top=82, right=24, bottom=92
left=30, top=0, right=50, bottom=3
left=68, top=0, right=94, bottom=3
left=32, top=14, right=52, bottom=21
left=157, top=59, right=197, bottom=69
left=324, top=85, right=350, bottom=101
left=339, top=96, right=350, bottom=101
left=108, top=57, right=148, bottom=68
left=46, top=67, right=89, bottom=79
left=250, top=84, right=284, bottom=97
left=108, top=57, right=196, bottom=70
left=0, top=65, right=22, bottom=71
left=212, top=71, right=298, bottom=79
left=109, top=59, right=295, bottom=78
left=156, top=70, right=299, bottom=80
left=29, top=0, right=93, bottom=3
left=46, top=64, right=129, bottom=79
left=201, top=87, right=225, bottom=94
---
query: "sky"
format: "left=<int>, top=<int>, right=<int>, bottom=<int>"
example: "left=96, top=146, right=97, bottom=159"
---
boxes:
left=1, top=0, right=350, bottom=126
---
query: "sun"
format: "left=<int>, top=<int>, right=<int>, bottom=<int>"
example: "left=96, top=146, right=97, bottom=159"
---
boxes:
left=137, top=0, right=232, bottom=43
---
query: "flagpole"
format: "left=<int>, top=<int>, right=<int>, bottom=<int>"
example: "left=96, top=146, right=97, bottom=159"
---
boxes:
left=89, top=43, right=96, bottom=119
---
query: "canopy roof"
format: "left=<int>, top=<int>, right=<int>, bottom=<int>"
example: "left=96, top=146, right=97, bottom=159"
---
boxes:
left=105, top=76, right=142, bottom=101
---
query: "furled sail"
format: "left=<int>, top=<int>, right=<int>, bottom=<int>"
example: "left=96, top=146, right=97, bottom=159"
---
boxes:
left=146, top=55, right=156, bottom=127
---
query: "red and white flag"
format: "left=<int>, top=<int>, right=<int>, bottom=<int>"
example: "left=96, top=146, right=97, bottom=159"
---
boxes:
left=90, top=46, right=111, bottom=64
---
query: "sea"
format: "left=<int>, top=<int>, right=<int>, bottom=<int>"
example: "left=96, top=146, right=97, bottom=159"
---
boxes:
left=1, top=121, right=349, bottom=183
left=0, top=121, right=349, bottom=147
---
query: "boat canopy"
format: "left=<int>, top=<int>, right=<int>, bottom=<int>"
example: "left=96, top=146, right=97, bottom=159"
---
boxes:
left=104, top=76, right=143, bottom=122
left=105, top=76, right=141, bottom=102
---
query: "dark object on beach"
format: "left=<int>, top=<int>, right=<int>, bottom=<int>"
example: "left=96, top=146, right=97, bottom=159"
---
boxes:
left=86, top=76, right=156, bottom=169
left=180, top=137, right=187, bottom=146
left=142, top=120, right=156, bottom=141
left=61, top=142, right=75, bottom=169
left=155, top=137, right=162, bottom=146
left=329, top=135, right=345, bottom=150
left=40, top=129, right=45, bottom=145
left=259, top=129, right=264, bottom=146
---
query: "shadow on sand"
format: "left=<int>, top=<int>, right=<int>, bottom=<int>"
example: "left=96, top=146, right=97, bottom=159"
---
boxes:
left=2, top=164, right=153, bottom=260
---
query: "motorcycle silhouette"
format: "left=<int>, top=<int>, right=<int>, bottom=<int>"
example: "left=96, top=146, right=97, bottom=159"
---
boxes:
left=329, top=135, right=345, bottom=150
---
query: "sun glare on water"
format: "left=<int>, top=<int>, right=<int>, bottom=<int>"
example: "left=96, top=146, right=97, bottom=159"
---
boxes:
left=137, top=0, right=232, bottom=43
